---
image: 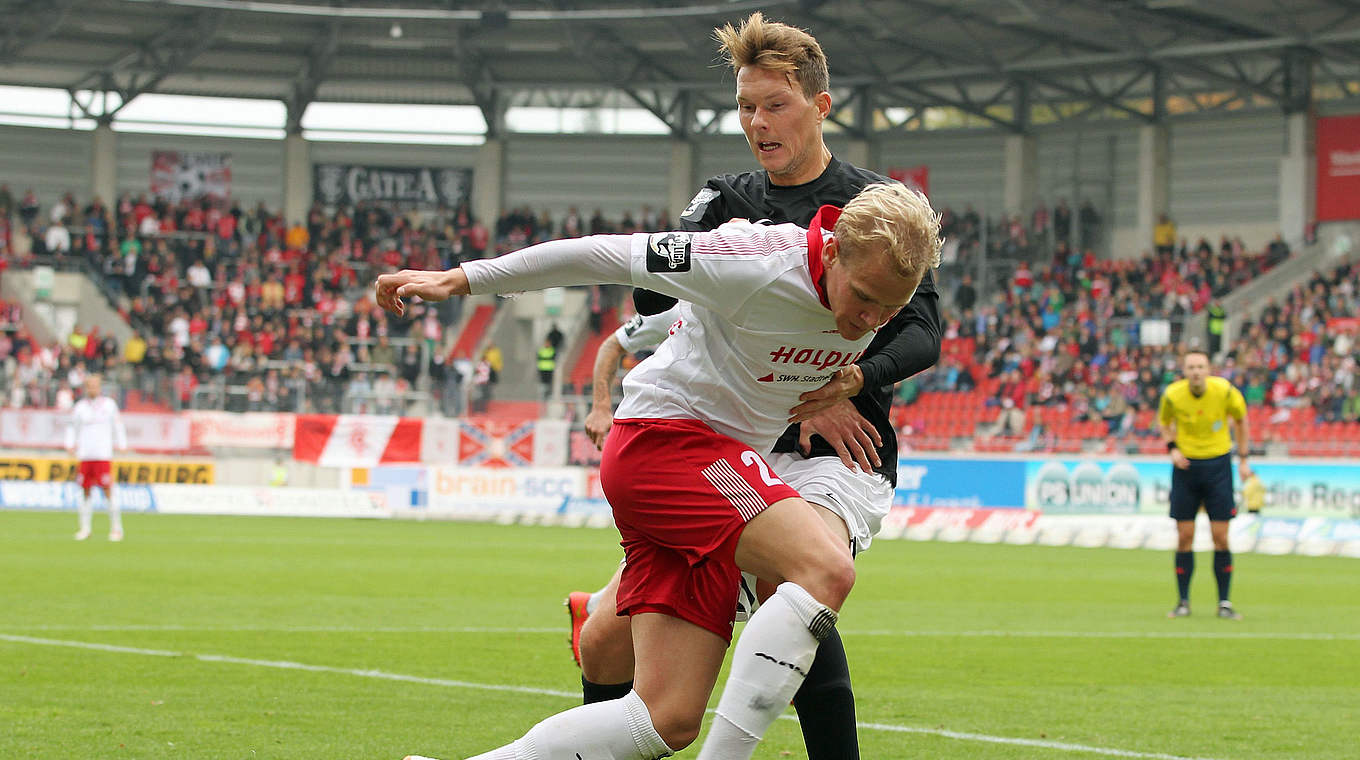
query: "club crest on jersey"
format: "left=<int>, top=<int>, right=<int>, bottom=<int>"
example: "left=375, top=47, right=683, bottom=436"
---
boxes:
left=647, top=232, right=692, bottom=273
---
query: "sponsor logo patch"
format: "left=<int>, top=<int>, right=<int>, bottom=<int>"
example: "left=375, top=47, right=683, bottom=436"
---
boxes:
left=646, top=232, right=692, bottom=273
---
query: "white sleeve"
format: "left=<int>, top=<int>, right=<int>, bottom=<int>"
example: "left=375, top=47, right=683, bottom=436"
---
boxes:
left=462, top=224, right=790, bottom=321
left=462, top=235, right=634, bottom=294
left=626, top=223, right=790, bottom=319
left=614, top=305, right=682, bottom=354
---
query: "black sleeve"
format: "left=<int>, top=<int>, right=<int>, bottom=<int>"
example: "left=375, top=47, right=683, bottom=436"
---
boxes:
left=856, top=270, right=943, bottom=388
left=634, top=183, right=727, bottom=315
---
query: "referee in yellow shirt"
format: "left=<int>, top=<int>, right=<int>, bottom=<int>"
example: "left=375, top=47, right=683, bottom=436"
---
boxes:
left=1157, top=349, right=1251, bottom=620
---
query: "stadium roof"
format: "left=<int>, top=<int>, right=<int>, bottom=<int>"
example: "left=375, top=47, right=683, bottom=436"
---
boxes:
left=2, top=0, right=1359, bottom=136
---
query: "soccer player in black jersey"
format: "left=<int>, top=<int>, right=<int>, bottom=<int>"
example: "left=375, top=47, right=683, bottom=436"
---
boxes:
left=568, top=12, right=943, bottom=759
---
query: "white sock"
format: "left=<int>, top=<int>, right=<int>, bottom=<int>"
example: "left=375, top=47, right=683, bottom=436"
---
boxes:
left=77, top=492, right=92, bottom=533
left=107, top=491, right=122, bottom=534
left=466, top=690, right=673, bottom=760
left=696, top=582, right=837, bottom=760
left=586, top=588, right=607, bottom=615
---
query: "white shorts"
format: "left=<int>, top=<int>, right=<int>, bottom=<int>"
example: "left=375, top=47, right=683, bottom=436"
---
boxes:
left=768, top=451, right=894, bottom=555
left=734, top=454, right=894, bottom=621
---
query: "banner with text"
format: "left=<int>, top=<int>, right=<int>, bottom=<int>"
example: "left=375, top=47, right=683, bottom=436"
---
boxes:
left=894, top=457, right=1026, bottom=508
left=1316, top=114, right=1360, bottom=222
left=1025, top=459, right=1360, bottom=520
left=0, top=409, right=191, bottom=453
left=427, top=466, right=587, bottom=515
left=188, top=411, right=294, bottom=449
left=0, top=481, right=157, bottom=512
left=0, top=456, right=213, bottom=484
left=151, top=150, right=232, bottom=202
left=313, top=163, right=472, bottom=207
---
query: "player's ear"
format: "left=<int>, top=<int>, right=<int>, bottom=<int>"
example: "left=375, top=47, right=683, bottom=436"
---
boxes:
left=815, top=91, right=832, bottom=120
left=823, top=236, right=838, bottom=267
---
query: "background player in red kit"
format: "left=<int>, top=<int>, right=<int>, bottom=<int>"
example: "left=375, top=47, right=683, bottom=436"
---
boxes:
left=66, top=373, right=129, bottom=542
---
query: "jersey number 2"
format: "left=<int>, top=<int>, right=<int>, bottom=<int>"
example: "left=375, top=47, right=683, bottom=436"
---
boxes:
left=740, top=450, right=784, bottom=487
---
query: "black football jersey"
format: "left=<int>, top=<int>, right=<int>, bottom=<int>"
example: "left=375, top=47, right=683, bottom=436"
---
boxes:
left=660, top=157, right=944, bottom=486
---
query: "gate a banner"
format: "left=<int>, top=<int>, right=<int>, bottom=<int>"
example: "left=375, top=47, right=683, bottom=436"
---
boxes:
left=313, top=164, right=472, bottom=207
left=1316, top=114, right=1360, bottom=222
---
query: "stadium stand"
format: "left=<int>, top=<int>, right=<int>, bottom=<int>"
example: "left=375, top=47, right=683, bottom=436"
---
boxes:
left=3, top=182, right=1357, bottom=456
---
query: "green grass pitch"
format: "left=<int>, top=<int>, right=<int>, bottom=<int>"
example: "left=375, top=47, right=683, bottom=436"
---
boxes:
left=2, top=511, right=1357, bottom=759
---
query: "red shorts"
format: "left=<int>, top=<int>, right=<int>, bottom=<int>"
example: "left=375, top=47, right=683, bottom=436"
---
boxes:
left=76, top=460, right=112, bottom=491
left=601, top=419, right=799, bottom=641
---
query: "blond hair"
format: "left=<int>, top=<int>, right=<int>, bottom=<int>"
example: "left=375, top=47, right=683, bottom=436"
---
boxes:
left=835, top=183, right=943, bottom=280
left=713, top=12, right=829, bottom=99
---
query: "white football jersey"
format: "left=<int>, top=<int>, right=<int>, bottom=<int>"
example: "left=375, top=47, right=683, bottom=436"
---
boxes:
left=65, top=396, right=128, bottom=461
left=613, top=305, right=682, bottom=354
left=462, top=207, right=877, bottom=453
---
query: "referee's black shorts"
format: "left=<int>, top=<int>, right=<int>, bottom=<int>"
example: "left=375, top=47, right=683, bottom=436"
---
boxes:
left=1169, top=453, right=1237, bottom=522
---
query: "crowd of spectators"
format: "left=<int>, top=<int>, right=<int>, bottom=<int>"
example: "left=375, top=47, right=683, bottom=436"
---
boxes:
left=940, top=197, right=1107, bottom=272
left=1223, top=259, right=1360, bottom=424
left=0, top=184, right=658, bottom=414
left=4, top=183, right=1353, bottom=452
left=910, top=231, right=1360, bottom=447
left=922, top=233, right=1240, bottom=438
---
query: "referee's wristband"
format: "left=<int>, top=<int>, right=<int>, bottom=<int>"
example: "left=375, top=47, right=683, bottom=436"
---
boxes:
left=1166, top=441, right=1178, bottom=452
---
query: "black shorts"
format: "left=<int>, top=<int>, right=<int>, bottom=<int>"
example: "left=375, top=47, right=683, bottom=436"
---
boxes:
left=1169, top=453, right=1237, bottom=522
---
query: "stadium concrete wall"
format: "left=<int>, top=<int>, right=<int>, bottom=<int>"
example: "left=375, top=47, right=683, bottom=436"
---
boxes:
left=0, top=124, right=92, bottom=206
left=878, top=129, right=1008, bottom=215
left=114, top=131, right=286, bottom=209
left=503, top=135, right=672, bottom=221
left=1, top=114, right=1292, bottom=254
left=2, top=464, right=1354, bottom=557
left=15, top=451, right=1360, bottom=557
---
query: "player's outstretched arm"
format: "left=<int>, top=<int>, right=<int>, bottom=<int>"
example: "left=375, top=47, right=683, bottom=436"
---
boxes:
left=375, top=268, right=469, bottom=317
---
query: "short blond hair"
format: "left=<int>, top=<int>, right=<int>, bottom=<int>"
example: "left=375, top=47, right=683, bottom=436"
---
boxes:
left=713, top=12, right=829, bottom=100
left=835, top=183, right=943, bottom=280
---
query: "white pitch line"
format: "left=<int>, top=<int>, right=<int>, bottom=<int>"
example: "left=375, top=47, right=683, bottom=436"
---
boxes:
left=847, top=720, right=1227, bottom=760
left=1, top=632, right=1228, bottom=760
left=6, top=624, right=565, bottom=634
left=5, top=624, right=1359, bottom=641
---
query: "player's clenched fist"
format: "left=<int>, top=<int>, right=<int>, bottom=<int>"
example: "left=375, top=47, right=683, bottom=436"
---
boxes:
left=375, top=268, right=469, bottom=317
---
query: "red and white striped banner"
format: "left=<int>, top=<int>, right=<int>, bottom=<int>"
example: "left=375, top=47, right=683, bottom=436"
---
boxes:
left=292, top=415, right=422, bottom=468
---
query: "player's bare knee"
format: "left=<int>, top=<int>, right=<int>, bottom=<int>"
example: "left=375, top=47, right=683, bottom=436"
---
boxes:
left=579, top=615, right=632, bottom=682
left=649, top=708, right=703, bottom=751
left=798, top=552, right=855, bottom=610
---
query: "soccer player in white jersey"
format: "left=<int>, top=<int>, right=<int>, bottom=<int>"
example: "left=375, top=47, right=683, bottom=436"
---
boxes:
left=66, top=373, right=128, bottom=541
left=378, top=182, right=942, bottom=760
left=576, top=302, right=897, bottom=696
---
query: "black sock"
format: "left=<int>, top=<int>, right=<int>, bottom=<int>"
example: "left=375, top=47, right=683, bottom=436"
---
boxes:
left=791, top=627, right=859, bottom=760
left=1175, top=551, right=1194, bottom=602
left=1214, top=550, right=1233, bottom=603
left=581, top=674, right=633, bottom=705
